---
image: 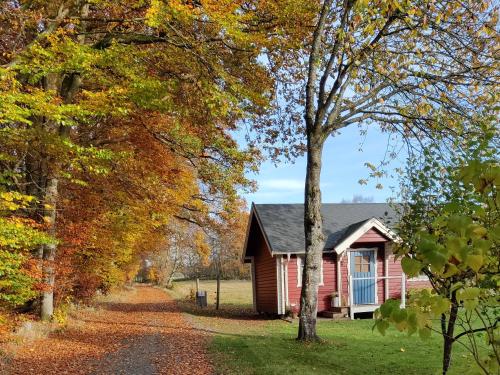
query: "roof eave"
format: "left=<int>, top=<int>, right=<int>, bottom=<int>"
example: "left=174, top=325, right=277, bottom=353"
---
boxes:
left=241, top=204, right=256, bottom=263
left=241, top=204, right=275, bottom=262
left=333, top=217, right=400, bottom=254
left=253, top=204, right=275, bottom=257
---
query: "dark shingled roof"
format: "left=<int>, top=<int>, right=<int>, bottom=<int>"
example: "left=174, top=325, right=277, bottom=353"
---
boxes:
left=253, top=203, right=399, bottom=254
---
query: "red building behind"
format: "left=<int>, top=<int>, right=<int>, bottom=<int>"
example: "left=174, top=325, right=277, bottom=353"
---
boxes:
left=243, top=204, right=429, bottom=319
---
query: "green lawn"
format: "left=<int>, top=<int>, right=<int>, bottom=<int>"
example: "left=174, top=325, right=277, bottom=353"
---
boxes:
left=171, top=280, right=480, bottom=375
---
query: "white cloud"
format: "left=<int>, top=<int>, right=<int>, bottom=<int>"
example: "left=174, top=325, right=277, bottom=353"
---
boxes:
left=245, top=179, right=336, bottom=205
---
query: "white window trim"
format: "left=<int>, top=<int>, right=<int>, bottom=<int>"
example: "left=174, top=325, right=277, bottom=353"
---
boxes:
left=297, top=256, right=323, bottom=287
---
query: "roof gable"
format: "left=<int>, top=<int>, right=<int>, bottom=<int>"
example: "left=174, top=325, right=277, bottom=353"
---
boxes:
left=250, top=203, right=399, bottom=254
left=242, top=205, right=273, bottom=260
left=333, top=217, right=398, bottom=254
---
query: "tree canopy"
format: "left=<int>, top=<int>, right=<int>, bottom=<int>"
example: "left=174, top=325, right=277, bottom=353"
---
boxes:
left=0, top=0, right=309, bottom=319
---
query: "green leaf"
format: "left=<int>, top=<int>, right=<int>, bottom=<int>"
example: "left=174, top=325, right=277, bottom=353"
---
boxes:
left=447, top=215, right=472, bottom=235
left=375, top=319, right=390, bottom=336
left=446, top=237, right=465, bottom=258
left=450, top=282, right=464, bottom=293
left=457, top=287, right=480, bottom=311
left=401, top=257, right=422, bottom=277
left=418, top=326, right=431, bottom=340
left=430, top=297, right=450, bottom=316
left=440, top=263, right=458, bottom=278
left=466, top=254, right=483, bottom=272
left=467, top=224, right=487, bottom=239
left=426, top=251, right=447, bottom=271
left=391, top=308, right=408, bottom=323
left=473, top=239, right=491, bottom=255
left=458, top=287, right=480, bottom=300
left=406, top=311, right=418, bottom=335
left=380, top=299, right=400, bottom=318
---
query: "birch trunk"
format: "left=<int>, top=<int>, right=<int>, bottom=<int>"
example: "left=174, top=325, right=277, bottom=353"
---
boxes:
left=298, top=133, right=325, bottom=341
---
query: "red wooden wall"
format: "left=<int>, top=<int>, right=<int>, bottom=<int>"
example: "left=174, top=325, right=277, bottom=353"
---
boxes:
left=355, top=228, right=388, bottom=243
left=252, top=232, right=278, bottom=314
left=286, top=254, right=337, bottom=312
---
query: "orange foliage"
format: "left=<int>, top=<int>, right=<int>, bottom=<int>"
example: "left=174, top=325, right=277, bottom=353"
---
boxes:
left=55, top=115, right=204, bottom=302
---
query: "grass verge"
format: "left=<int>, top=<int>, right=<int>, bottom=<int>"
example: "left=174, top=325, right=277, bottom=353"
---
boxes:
left=171, top=279, right=480, bottom=375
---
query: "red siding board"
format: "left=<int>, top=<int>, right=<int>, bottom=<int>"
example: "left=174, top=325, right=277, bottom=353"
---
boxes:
left=355, top=228, right=389, bottom=243
left=249, top=216, right=278, bottom=314
left=341, top=255, right=349, bottom=305
left=254, top=245, right=277, bottom=313
left=287, top=254, right=337, bottom=312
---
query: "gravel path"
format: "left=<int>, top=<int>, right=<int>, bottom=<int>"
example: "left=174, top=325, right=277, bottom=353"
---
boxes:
left=2, top=285, right=213, bottom=375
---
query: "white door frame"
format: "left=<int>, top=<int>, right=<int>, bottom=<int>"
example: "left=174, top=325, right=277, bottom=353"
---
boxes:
left=347, top=248, right=378, bottom=306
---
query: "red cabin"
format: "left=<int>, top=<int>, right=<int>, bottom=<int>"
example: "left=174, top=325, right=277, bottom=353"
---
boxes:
left=242, top=203, right=429, bottom=319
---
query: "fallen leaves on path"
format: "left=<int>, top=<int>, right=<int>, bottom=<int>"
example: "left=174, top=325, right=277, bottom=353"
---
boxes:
left=1, top=285, right=213, bottom=375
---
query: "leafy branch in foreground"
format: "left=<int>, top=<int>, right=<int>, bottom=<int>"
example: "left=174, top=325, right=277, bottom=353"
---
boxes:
left=375, top=126, right=499, bottom=375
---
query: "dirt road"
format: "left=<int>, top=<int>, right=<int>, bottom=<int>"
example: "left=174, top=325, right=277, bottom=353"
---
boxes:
left=2, top=285, right=213, bottom=375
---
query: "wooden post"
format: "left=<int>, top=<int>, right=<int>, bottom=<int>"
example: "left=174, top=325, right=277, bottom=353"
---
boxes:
left=336, top=256, right=342, bottom=302
left=216, top=272, right=221, bottom=310
left=349, top=275, right=354, bottom=320
left=384, top=244, right=389, bottom=302
left=196, top=278, right=200, bottom=293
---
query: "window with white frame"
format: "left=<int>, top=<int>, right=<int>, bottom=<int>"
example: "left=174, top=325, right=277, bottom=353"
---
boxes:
left=297, top=256, right=323, bottom=287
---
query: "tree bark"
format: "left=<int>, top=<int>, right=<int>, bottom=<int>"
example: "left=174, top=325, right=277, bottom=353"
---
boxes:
left=40, top=176, right=58, bottom=320
left=298, top=133, right=325, bottom=341
left=442, top=302, right=459, bottom=375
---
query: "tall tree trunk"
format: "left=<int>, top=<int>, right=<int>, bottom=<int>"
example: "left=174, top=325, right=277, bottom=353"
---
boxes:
left=298, top=133, right=325, bottom=341
left=39, top=71, right=61, bottom=320
left=442, top=303, right=458, bottom=375
left=40, top=176, right=58, bottom=320
left=38, top=13, right=85, bottom=319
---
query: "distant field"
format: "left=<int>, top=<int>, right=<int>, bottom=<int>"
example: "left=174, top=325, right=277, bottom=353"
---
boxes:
left=170, top=279, right=253, bottom=307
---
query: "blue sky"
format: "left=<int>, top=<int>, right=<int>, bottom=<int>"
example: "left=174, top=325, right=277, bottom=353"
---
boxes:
left=237, top=125, right=407, bottom=206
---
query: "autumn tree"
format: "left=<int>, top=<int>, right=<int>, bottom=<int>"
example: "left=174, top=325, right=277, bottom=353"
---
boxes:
left=0, top=191, right=53, bottom=309
left=375, top=126, right=499, bottom=375
left=256, top=0, right=498, bottom=340
left=148, top=222, right=202, bottom=288
left=148, top=200, right=249, bottom=289
left=1, top=0, right=294, bottom=319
